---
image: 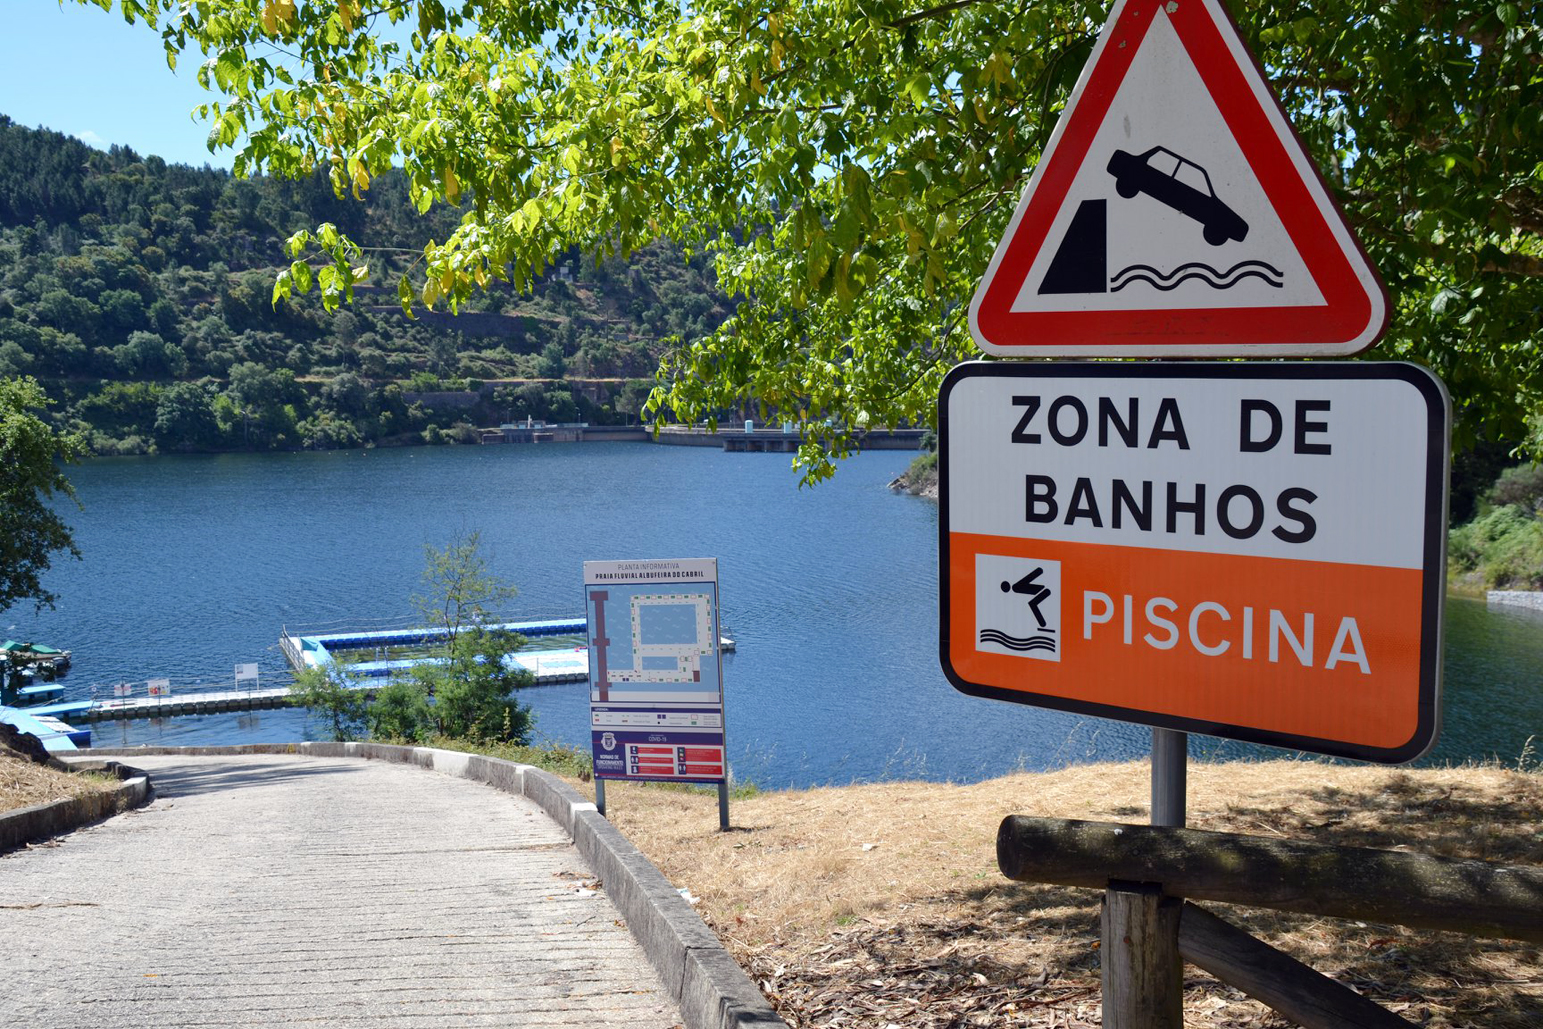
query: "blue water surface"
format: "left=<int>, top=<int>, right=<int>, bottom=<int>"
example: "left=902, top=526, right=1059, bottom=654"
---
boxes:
left=5, top=443, right=1539, bottom=786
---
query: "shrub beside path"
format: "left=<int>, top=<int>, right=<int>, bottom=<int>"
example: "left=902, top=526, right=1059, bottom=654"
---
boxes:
left=0, top=752, right=681, bottom=1029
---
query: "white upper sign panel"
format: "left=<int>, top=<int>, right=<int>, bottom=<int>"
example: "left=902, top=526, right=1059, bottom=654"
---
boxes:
left=944, top=367, right=1441, bottom=569
left=970, top=0, right=1387, bottom=356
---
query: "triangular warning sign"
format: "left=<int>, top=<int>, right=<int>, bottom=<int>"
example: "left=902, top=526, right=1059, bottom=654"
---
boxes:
left=969, top=0, right=1387, bottom=357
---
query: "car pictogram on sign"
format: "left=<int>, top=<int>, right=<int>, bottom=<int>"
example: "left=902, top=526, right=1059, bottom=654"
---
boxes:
left=1106, top=145, right=1249, bottom=246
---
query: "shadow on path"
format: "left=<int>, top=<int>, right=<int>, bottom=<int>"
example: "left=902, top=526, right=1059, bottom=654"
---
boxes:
left=139, top=758, right=362, bottom=799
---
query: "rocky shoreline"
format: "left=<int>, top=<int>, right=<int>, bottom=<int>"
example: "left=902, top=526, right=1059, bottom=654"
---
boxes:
left=887, top=462, right=938, bottom=500
left=1488, top=590, right=1543, bottom=613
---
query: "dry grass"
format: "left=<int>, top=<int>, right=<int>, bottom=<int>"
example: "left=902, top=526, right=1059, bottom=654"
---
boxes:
left=0, top=750, right=114, bottom=815
left=572, top=760, right=1543, bottom=1028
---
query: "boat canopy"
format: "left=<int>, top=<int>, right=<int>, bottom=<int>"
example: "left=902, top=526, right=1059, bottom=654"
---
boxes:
left=2, top=641, right=64, bottom=655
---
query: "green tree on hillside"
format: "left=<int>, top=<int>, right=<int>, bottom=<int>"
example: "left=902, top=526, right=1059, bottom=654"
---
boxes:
left=0, top=376, right=85, bottom=612
left=289, top=660, right=369, bottom=741
left=408, top=627, right=534, bottom=741
left=222, top=360, right=301, bottom=446
left=389, top=531, right=534, bottom=743
left=89, top=0, right=1543, bottom=480
left=153, top=380, right=220, bottom=448
left=413, top=530, right=519, bottom=645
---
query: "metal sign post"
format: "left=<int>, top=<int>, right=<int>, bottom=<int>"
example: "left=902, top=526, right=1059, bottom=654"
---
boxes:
left=1150, top=728, right=1186, bottom=828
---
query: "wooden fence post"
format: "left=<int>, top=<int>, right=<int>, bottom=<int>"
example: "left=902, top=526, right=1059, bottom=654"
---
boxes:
left=1101, top=881, right=1182, bottom=1029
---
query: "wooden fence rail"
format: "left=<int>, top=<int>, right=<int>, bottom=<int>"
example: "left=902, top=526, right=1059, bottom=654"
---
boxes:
left=997, top=815, right=1543, bottom=1029
left=998, top=815, right=1543, bottom=942
left=1177, top=899, right=1413, bottom=1029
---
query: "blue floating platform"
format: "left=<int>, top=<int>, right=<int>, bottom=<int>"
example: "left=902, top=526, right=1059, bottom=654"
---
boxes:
left=280, top=618, right=732, bottom=685
left=0, top=706, right=89, bottom=751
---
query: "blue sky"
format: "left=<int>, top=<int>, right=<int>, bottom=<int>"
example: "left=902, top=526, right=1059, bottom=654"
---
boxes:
left=1, top=3, right=233, bottom=168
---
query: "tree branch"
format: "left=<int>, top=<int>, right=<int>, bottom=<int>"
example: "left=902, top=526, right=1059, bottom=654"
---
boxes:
left=887, top=0, right=981, bottom=30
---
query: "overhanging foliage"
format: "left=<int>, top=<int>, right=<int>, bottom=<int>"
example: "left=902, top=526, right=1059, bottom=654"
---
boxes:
left=87, top=0, right=1543, bottom=480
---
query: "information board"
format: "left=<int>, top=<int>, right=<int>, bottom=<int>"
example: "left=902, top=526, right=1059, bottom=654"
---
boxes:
left=584, top=558, right=727, bottom=783
left=939, top=362, right=1450, bottom=763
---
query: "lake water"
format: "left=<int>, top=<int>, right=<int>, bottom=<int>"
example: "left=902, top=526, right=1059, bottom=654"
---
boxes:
left=6, top=443, right=1541, bottom=787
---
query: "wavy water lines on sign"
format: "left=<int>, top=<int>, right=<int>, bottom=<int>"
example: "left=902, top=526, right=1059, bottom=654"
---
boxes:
left=1110, top=260, right=1285, bottom=292
left=978, top=629, right=1058, bottom=654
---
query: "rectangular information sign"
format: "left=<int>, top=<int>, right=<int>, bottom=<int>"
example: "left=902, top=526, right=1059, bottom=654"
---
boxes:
left=939, top=362, right=1450, bottom=763
left=584, top=558, right=727, bottom=784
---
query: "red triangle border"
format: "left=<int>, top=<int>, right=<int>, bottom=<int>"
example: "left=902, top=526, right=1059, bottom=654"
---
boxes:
left=968, top=0, right=1388, bottom=356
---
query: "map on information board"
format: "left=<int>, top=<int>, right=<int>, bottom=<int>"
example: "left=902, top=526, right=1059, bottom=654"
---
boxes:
left=589, top=588, right=720, bottom=702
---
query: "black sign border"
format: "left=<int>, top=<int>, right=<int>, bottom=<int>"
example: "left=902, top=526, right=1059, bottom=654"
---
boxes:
left=938, top=360, right=1450, bottom=765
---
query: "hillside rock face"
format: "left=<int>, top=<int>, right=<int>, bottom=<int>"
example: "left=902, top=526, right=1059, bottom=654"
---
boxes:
left=0, top=721, right=53, bottom=765
left=888, top=467, right=938, bottom=501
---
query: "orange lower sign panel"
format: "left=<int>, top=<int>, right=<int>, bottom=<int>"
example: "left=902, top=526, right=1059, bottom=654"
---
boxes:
left=945, top=532, right=1437, bottom=760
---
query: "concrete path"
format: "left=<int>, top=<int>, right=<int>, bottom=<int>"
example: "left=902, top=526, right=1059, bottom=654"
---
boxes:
left=0, top=753, right=681, bottom=1029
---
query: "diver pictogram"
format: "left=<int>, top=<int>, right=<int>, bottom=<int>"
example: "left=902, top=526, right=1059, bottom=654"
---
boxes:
left=976, top=556, right=1060, bottom=662
left=1002, top=569, right=1053, bottom=630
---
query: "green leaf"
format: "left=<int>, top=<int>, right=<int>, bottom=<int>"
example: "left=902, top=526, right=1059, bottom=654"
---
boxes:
left=398, top=275, right=417, bottom=319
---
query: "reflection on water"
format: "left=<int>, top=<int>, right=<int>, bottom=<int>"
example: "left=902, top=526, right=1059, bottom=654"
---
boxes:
left=1430, top=594, right=1543, bottom=767
left=5, top=444, right=1541, bottom=785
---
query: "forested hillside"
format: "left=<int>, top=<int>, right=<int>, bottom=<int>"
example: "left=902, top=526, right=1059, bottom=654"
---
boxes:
left=0, top=116, right=731, bottom=453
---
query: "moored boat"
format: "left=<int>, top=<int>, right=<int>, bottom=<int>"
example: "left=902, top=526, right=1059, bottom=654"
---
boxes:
left=1, top=640, right=72, bottom=679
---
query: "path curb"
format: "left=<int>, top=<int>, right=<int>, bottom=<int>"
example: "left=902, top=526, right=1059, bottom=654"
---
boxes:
left=88, top=743, right=787, bottom=1029
left=0, top=760, right=151, bottom=854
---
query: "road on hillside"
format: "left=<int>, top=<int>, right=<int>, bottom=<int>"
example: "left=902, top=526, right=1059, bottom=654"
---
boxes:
left=0, top=753, right=680, bottom=1029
